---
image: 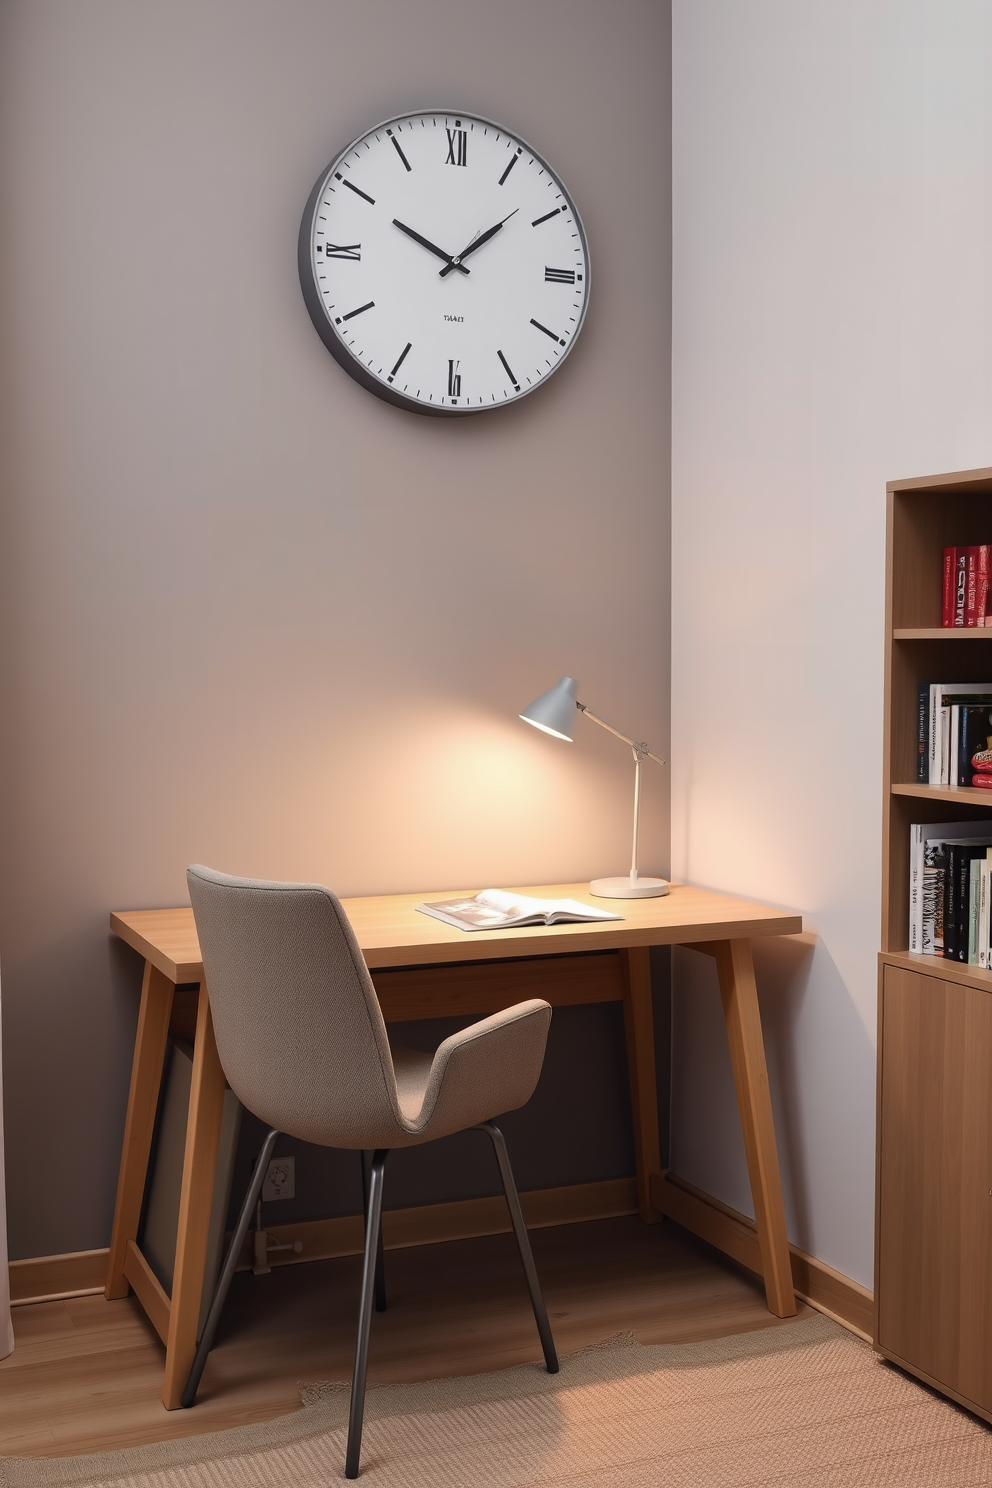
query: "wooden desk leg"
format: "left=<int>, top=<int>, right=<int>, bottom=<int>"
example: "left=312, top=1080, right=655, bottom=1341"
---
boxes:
left=620, top=947, right=663, bottom=1224
left=106, top=962, right=175, bottom=1299
left=713, top=938, right=796, bottom=1317
left=162, top=980, right=226, bottom=1410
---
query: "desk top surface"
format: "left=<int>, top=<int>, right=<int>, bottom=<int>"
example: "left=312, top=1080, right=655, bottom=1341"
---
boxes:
left=110, top=882, right=802, bottom=983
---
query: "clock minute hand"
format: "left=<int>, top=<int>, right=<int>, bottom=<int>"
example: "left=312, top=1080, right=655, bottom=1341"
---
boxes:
left=392, top=219, right=470, bottom=275
left=438, top=209, right=519, bottom=278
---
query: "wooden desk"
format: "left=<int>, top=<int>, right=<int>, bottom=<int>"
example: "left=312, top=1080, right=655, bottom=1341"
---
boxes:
left=106, top=882, right=802, bottom=1409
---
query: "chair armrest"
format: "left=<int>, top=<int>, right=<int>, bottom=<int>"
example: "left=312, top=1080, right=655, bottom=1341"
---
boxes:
left=407, top=1000, right=552, bottom=1140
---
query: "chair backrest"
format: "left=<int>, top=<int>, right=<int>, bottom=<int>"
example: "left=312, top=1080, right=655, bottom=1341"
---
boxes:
left=187, top=864, right=402, bottom=1148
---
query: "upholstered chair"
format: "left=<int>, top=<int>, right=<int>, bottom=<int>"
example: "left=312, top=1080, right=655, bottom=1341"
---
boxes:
left=182, top=865, right=558, bottom=1478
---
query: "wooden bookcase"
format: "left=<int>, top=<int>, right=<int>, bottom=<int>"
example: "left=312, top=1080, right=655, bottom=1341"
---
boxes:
left=876, top=465, right=992, bottom=1420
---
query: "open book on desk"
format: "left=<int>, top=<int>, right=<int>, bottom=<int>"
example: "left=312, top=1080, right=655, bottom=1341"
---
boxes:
left=416, top=888, right=622, bottom=932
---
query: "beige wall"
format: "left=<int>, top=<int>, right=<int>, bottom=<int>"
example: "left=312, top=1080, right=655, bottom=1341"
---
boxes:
left=0, top=1, right=671, bottom=1257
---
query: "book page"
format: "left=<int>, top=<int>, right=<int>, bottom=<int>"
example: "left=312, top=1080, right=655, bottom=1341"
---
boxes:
left=417, top=890, right=622, bottom=931
left=424, top=895, right=527, bottom=929
left=474, top=889, right=554, bottom=917
left=475, top=889, right=618, bottom=921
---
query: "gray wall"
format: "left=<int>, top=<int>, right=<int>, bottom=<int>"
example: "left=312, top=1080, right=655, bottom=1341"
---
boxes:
left=0, top=1, right=672, bottom=1259
left=671, top=0, right=992, bottom=1288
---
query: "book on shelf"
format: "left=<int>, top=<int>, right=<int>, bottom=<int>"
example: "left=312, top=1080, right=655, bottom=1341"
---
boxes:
left=942, top=545, right=992, bottom=627
left=942, top=547, right=956, bottom=626
left=970, top=857, right=982, bottom=963
left=944, top=842, right=991, bottom=962
left=970, top=546, right=991, bottom=625
left=916, top=682, right=992, bottom=784
left=954, top=704, right=992, bottom=787
left=981, top=855, right=992, bottom=968
left=908, top=819, right=992, bottom=953
left=909, top=820, right=992, bottom=960
left=416, top=888, right=622, bottom=931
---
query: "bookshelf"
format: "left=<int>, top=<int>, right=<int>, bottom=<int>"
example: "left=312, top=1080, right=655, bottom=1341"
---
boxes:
left=876, top=465, right=992, bottom=1421
left=881, top=466, right=992, bottom=976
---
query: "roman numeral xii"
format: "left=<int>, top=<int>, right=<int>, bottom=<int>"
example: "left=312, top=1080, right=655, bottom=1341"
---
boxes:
left=445, top=128, right=468, bottom=167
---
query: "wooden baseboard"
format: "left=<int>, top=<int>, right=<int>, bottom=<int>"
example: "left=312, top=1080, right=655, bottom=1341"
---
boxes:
left=10, top=1176, right=871, bottom=1342
left=242, top=1176, right=638, bottom=1272
left=9, top=1177, right=638, bottom=1307
left=651, top=1171, right=874, bottom=1341
left=9, top=1247, right=110, bottom=1307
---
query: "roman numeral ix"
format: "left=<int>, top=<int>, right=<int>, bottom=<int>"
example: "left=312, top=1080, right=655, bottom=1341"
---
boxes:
left=319, top=242, right=361, bottom=261
left=445, top=127, right=468, bottom=167
left=545, top=266, right=575, bottom=284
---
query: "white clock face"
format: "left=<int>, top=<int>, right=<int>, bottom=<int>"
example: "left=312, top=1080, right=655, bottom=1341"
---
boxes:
left=298, top=111, right=590, bottom=416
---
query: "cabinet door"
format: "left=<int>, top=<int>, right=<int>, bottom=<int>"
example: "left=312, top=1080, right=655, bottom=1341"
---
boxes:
left=877, top=966, right=992, bottom=1409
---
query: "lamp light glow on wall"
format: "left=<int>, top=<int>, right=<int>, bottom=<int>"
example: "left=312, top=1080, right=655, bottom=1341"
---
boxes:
left=519, top=676, right=669, bottom=899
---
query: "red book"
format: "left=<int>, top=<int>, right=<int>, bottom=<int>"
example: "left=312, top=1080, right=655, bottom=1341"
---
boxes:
left=977, top=544, right=990, bottom=627
left=954, top=549, right=968, bottom=625
left=966, top=546, right=980, bottom=625
left=943, top=547, right=956, bottom=625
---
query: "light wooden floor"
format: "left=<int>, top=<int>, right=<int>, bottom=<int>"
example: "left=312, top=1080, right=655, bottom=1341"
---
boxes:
left=0, top=1216, right=811, bottom=1458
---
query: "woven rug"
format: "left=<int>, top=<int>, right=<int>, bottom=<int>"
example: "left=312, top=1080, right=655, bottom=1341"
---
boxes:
left=3, top=1315, right=991, bottom=1487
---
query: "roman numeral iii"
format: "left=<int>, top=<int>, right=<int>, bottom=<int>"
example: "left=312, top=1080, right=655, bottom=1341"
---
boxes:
left=544, top=266, right=575, bottom=284
left=445, top=128, right=468, bottom=167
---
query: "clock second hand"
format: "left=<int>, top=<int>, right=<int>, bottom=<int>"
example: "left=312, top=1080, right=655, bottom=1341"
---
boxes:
left=392, top=219, right=470, bottom=275
left=438, top=209, right=519, bottom=278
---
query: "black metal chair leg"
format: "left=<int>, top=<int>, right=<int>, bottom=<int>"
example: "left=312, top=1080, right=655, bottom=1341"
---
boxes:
left=476, top=1121, right=559, bottom=1374
left=182, top=1126, right=280, bottom=1408
left=346, top=1148, right=388, bottom=1478
left=360, top=1149, right=387, bottom=1312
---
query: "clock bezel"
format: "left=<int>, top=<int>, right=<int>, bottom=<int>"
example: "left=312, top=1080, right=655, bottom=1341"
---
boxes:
left=297, top=109, right=591, bottom=417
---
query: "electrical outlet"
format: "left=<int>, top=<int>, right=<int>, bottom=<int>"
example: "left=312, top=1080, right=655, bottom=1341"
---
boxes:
left=262, top=1155, right=295, bottom=1201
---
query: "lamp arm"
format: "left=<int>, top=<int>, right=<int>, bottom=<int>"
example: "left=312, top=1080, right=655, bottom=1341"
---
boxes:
left=575, top=703, right=666, bottom=767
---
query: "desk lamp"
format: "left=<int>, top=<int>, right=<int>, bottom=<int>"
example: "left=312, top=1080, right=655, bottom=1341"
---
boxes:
left=520, top=675, right=669, bottom=899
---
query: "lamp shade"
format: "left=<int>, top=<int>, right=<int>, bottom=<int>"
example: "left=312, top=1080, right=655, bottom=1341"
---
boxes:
left=520, top=675, right=579, bottom=741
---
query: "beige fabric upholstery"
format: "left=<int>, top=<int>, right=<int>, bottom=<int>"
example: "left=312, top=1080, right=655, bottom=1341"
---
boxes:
left=186, top=865, right=552, bottom=1150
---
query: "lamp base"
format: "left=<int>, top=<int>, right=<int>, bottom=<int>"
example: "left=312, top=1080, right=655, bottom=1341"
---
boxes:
left=589, top=876, right=670, bottom=900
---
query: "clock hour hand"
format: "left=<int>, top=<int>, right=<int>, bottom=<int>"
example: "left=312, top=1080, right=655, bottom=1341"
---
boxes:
left=392, top=219, right=470, bottom=275
left=438, top=209, right=519, bottom=277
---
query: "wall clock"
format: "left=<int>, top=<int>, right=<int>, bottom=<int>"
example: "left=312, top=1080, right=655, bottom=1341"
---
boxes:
left=298, top=110, right=590, bottom=416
